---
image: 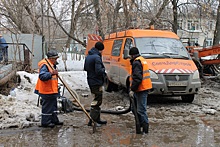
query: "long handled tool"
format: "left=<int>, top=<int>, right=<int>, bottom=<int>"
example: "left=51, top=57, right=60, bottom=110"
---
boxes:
left=37, top=95, right=40, bottom=107
left=130, top=95, right=141, bottom=134
left=45, top=58, right=96, bottom=133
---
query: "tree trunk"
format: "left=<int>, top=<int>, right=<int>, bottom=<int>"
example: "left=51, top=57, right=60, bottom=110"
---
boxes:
left=172, top=0, right=178, bottom=34
left=112, top=0, right=121, bottom=32
left=65, top=0, right=75, bottom=49
left=213, top=0, right=220, bottom=46
left=93, top=0, right=104, bottom=38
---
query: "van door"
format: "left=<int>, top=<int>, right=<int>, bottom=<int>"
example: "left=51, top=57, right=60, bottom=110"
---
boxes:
left=119, top=38, right=134, bottom=86
left=109, top=39, right=123, bottom=84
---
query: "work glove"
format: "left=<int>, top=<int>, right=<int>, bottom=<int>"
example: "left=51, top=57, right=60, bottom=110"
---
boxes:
left=129, top=91, right=134, bottom=98
left=51, top=70, right=58, bottom=75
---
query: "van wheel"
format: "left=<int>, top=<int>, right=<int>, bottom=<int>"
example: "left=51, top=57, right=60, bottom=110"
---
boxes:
left=181, top=94, right=194, bottom=103
left=104, top=77, right=113, bottom=92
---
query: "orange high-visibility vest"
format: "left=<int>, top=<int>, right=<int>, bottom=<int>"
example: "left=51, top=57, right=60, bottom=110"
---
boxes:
left=35, top=59, right=58, bottom=94
left=130, top=56, right=152, bottom=92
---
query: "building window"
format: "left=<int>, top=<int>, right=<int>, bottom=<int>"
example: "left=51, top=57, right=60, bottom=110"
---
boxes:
left=187, top=20, right=193, bottom=30
left=194, top=20, right=199, bottom=30
left=206, top=38, right=213, bottom=47
left=189, top=38, right=198, bottom=46
left=187, top=20, right=200, bottom=30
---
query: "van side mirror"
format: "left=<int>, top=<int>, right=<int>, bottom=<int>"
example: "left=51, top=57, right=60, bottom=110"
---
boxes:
left=124, top=49, right=130, bottom=59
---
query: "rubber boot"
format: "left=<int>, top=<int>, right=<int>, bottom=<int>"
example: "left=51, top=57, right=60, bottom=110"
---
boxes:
left=136, top=123, right=142, bottom=134
left=88, top=119, right=92, bottom=126
left=142, top=122, right=149, bottom=134
left=88, top=107, right=101, bottom=127
left=97, top=109, right=107, bottom=125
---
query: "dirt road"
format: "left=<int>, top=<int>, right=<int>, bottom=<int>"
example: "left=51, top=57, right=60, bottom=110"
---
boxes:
left=0, top=77, right=220, bottom=147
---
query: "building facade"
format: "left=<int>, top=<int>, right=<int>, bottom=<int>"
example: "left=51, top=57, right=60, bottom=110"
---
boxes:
left=177, top=14, right=216, bottom=47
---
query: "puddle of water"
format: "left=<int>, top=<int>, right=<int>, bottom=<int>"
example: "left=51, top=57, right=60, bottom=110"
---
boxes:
left=0, top=114, right=220, bottom=147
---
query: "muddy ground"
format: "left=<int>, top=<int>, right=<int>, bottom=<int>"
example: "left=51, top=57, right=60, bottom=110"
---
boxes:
left=1, top=76, right=220, bottom=147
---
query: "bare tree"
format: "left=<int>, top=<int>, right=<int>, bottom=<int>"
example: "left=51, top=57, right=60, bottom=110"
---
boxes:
left=47, top=0, right=93, bottom=47
left=0, top=0, right=30, bottom=33
left=149, top=0, right=170, bottom=28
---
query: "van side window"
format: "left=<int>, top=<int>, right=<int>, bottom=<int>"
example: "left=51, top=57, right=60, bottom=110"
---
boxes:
left=123, top=38, right=133, bottom=59
left=124, top=38, right=133, bottom=51
left=112, top=39, right=123, bottom=56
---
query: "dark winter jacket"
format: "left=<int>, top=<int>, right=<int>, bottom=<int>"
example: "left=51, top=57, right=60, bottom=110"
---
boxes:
left=130, top=54, right=143, bottom=91
left=84, top=47, right=106, bottom=87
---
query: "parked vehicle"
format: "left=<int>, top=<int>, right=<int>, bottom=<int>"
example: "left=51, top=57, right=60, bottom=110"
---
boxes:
left=85, top=28, right=201, bottom=103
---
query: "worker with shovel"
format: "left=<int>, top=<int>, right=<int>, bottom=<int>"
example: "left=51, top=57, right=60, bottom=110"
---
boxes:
left=84, top=42, right=107, bottom=127
left=35, top=49, right=63, bottom=128
left=129, top=47, right=152, bottom=134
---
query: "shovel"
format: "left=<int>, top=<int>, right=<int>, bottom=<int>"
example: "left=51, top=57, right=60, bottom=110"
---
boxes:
left=45, top=58, right=97, bottom=133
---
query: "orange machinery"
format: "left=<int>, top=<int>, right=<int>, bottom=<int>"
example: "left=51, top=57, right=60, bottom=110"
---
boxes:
left=186, top=44, right=220, bottom=76
left=186, top=44, right=220, bottom=65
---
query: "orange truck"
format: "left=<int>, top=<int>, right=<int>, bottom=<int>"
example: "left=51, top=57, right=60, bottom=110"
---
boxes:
left=85, top=28, right=201, bottom=103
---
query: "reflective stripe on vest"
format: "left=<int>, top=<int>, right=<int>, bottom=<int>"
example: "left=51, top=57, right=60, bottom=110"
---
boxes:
left=35, top=59, right=58, bottom=94
left=131, top=56, right=152, bottom=92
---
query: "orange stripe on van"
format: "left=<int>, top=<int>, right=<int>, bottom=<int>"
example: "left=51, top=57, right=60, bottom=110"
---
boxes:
left=88, top=34, right=103, bottom=41
left=156, top=69, right=194, bottom=74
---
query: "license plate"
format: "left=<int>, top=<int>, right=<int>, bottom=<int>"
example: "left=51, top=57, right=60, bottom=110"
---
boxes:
left=168, top=81, right=187, bottom=86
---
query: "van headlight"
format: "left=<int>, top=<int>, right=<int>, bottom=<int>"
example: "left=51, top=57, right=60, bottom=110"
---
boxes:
left=149, top=70, right=158, bottom=79
left=192, top=70, right=200, bottom=79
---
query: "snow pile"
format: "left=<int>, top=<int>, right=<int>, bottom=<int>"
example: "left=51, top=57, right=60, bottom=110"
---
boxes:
left=0, top=72, right=41, bottom=129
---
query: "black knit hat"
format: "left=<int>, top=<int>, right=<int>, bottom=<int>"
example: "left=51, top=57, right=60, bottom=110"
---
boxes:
left=47, top=50, right=59, bottom=58
left=95, top=42, right=104, bottom=50
left=129, top=47, right=139, bottom=55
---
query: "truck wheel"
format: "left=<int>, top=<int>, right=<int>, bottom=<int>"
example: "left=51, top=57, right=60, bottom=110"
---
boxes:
left=104, top=77, right=113, bottom=92
left=181, top=94, right=194, bottom=103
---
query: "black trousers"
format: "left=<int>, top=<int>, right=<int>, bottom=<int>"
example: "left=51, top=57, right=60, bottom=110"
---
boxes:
left=41, top=94, right=59, bottom=125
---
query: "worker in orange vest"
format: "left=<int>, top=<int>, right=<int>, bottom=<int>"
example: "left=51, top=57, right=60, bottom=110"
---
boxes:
left=129, top=47, right=152, bottom=134
left=35, top=50, right=63, bottom=128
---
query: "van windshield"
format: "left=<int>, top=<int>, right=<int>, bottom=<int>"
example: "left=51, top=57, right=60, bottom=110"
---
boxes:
left=135, top=37, right=190, bottom=59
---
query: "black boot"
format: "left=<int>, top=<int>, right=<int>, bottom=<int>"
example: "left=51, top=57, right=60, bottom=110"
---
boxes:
left=89, top=107, right=99, bottom=122
left=88, top=107, right=102, bottom=127
left=97, top=120, right=107, bottom=124
left=136, top=123, right=142, bottom=134
left=88, top=119, right=92, bottom=126
left=41, top=123, right=55, bottom=128
left=142, top=123, right=149, bottom=134
left=88, top=119, right=101, bottom=127
left=97, top=111, right=107, bottom=124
